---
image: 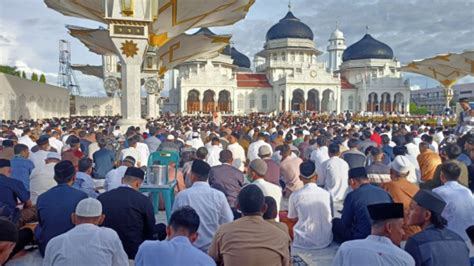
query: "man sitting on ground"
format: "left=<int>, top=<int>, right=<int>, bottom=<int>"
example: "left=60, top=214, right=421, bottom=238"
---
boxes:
left=98, top=167, right=156, bottom=260
left=263, top=196, right=289, bottom=236
left=104, top=156, right=135, bottom=191
left=208, top=184, right=291, bottom=266
left=332, top=203, right=415, bottom=265
left=43, top=198, right=128, bottom=266
left=73, top=158, right=99, bottom=198
left=287, top=161, right=333, bottom=250
left=405, top=189, right=470, bottom=266
left=135, top=207, right=216, bottom=266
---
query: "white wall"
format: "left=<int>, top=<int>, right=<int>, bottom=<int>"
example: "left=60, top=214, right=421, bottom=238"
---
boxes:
left=74, top=96, right=121, bottom=116
left=0, top=73, right=70, bottom=120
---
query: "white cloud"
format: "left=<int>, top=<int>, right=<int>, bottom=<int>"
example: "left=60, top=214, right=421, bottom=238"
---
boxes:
left=410, top=85, right=421, bottom=91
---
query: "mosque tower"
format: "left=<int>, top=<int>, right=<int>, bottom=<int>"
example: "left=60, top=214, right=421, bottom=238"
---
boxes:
left=327, top=25, right=346, bottom=73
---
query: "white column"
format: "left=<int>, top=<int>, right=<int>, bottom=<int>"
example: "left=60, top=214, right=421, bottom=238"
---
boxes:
left=147, top=94, right=158, bottom=118
left=111, top=38, right=148, bottom=131
left=181, top=88, right=186, bottom=114
left=318, top=91, right=323, bottom=113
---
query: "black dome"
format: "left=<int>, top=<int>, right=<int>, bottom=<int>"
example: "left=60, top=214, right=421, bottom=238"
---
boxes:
left=222, top=45, right=251, bottom=69
left=342, top=34, right=394, bottom=62
left=266, top=11, right=313, bottom=41
left=193, top=27, right=216, bottom=36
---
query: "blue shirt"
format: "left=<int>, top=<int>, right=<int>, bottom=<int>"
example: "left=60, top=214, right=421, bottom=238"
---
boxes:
left=10, top=156, right=35, bottom=191
left=405, top=225, right=470, bottom=266
left=93, top=148, right=115, bottom=178
left=340, top=184, right=392, bottom=240
left=73, top=172, right=99, bottom=198
left=382, top=145, right=394, bottom=165
left=0, top=174, right=30, bottom=222
left=36, top=183, right=87, bottom=256
left=457, top=153, right=472, bottom=167
left=135, top=236, right=215, bottom=266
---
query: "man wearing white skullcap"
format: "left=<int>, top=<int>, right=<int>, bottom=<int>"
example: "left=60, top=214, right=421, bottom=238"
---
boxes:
left=43, top=198, right=128, bottom=266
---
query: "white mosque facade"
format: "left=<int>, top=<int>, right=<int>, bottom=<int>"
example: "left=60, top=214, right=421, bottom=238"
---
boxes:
left=164, top=11, right=410, bottom=114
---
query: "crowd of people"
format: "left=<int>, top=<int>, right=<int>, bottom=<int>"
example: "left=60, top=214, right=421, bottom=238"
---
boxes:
left=0, top=98, right=474, bottom=266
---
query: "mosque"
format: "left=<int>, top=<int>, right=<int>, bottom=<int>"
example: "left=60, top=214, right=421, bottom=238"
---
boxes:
left=163, top=10, right=411, bottom=115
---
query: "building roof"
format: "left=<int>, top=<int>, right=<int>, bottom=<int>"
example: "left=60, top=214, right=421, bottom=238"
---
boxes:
left=341, top=76, right=355, bottom=89
left=266, top=11, right=313, bottom=41
left=237, top=73, right=272, bottom=88
left=342, top=34, right=394, bottom=62
left=223, top=45, right=251, bottom=69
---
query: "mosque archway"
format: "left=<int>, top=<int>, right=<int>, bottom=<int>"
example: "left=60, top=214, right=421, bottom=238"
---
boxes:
left=291, top=89, right=305, bottom=111
left=218, top=90, right=231, bottom=113
left=367, top=92, right=379, bottom=112
left=203, top=90, right=216, bottom=113
left=187, top=89, right=200, bottom=113
left=394, top=92, right=404, bottom=113
left=306, top=89, right=319, bottom=111
left=321, top=89, right=335, bottom=113
left=381, top=92, right=391, bottom=112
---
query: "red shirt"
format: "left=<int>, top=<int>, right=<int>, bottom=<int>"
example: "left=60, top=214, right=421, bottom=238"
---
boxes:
left=370, top=133, right=382, bottom=146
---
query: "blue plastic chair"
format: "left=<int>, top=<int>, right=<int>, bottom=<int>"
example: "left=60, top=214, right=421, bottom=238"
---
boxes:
left=141, top=151, right=180, bottom=222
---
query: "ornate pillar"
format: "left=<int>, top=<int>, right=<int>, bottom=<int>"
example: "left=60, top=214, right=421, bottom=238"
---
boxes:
left=303, top=92, right=308, bottom=112
left=318, top=92, right=323, bottom=113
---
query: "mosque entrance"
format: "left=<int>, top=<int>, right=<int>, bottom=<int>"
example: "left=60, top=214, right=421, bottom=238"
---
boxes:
left=187, top=90, right=200, bottom=113
left=291, top=89, right=305, bottom=111
left=218, top=90, right=231, bottom=113
left=306, top=89, right=320, bottom=111
left=202, top=90, right=216, bottom=113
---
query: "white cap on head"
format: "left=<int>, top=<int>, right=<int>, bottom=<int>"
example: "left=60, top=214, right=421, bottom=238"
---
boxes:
left=167, top=134, right=175, bottom=140
left=46, top=152, right=61, bottom=160
left=391, top=156, right=411, bottom=174
left=75, top=198, right=102, bottom=217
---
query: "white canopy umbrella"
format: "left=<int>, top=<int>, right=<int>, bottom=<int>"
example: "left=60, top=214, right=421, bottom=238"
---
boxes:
left=402, top=50, right=474, bottom=107
left=67, top=25, right=117, bottom=55
left=44, top=0, right=107, bottom=23
left=71, top=64, right=104, bottom=79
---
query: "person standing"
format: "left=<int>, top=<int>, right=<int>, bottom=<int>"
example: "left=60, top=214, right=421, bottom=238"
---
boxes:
left=208, top=185, right=291, bottom=266
left=35, top=160, right=88, bottom=256
left=287, top=161, right=333, bottom=250
left=405, top=189, right=470, bottom=266
left=172, top=160, right=233, bottom=252
left=42, top=198, right=128, bottom=266
left=135, top=207, right=216, bottom=266
left=226, top=132, right=246, bottom=172
left=433, top=162, right=474, bottom=240
left=332, top=167, right=392, bottom=243
left=98, top=167, right=156, bottom=259
left=318, top=143, right=350, bottom=203
left=332, top=203, right=415, bottom=266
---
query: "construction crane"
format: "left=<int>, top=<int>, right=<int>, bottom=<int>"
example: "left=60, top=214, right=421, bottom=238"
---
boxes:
left=57, top=40, right=81, bottom=95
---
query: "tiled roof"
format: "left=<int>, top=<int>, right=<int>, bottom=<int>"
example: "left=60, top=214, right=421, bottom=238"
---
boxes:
left=237, top=73, right=272, bottom=88
left=341, top=76, right=355, bottom=89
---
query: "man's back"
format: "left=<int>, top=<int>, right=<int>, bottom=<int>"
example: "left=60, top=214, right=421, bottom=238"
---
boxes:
left=341, top=150, right=366, bottom=169
left=136, top=237, right=215, bottom=266
left=93, top=148, right=115, bottom=179
left=98, top=186, right=156, bottom=259
left=208, top=215, right=291, bottom=266
left=227, top=143, right=245, bottom=172
left=172, top=182, right=233, bottom=251
left=263, top=158, right=280, bottom=186
left=333, top=235, right=415, bottom=266
left=208, top=164, right=244, bottom=208
left=433, top=181, right=474, bottom=240
left=288, top=183, right=333, bottom=249
left=405, top=225, right=470, bottom=266
left=144, top=136, right=161, bottom=153
left=36, top=184, right=87, bottom=255
left=29, top=163, right=57, bottom=204
left=43, top=224, right=128, bottom=266
left=10, top=156, right=35, bottom=191
left=319, top=157, right=349, bottom=202
left=340, top=184, right=392, bottom=240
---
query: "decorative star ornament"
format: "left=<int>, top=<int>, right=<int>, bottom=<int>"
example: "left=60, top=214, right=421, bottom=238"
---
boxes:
left=120, top=40, right=139, bottom=58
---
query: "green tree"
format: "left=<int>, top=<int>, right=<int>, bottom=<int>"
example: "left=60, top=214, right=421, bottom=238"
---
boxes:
left=0, top=65, right=20, bottom=76
left=21, top=71, right=26, bottom=79
left=39, top=74, right=46, bottom=83
left=31, top=72, right=39, bottom=81
left=409, top=102, right=429, bottom=115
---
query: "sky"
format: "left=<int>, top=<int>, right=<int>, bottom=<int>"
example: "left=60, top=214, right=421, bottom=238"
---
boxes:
left=0, top=0, right=473, bottom=96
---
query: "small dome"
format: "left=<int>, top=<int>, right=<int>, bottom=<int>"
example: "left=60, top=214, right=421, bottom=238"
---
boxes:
left=330, top=28, right=344, bottom=40
left=222, top=45, right=250, bottom=68
left=266, top=11, right=313, bottom=41
left=192, top=27, right=216, bottom=36
left=342, top=34, right=394, bottom=62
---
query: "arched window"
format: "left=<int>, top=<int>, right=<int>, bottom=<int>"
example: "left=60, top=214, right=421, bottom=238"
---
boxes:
left=237, top=94, right=244, bottom=109
left=348, top=95, right=354, bottom=110
left=80, top=105, right=87, bottom=116
left=261, top=94, right=268, bottom=110
left=249, top=94, right=256, bottom=109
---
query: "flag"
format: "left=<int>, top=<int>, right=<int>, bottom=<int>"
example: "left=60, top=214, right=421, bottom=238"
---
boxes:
left=156, top=32, right=231, bottom=76
left=150, top=0, right=254, bottom=46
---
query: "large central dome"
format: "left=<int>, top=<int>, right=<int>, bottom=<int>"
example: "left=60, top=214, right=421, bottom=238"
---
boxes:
left=266, top=11, right=314, bottom=41
left=342, top=34, right=394, bottom=62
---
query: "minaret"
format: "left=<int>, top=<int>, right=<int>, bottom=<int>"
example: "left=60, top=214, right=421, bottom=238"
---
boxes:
left=327, top=23, right=346, bottom=73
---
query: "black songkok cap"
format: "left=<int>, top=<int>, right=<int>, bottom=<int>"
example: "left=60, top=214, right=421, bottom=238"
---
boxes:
left=54, top=160, right=75, bottom=179
left=68, top=135, right=80, bottom=145
left=348, top=167, right=367, bottom=179
left=0, top=159, right=11, bottom=168
left=124, top=167, right=145, bottom=180
left=0, top=218, right=18, bottom=242
left=412, top=189, right=446, bottom=215
left=299, top=161, right=316, bottom=179
left=36, top=135, right=49, bottom=146
left=191, top=159, right=211, bottom=177
left=367, top=203, right=404, bottom=221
